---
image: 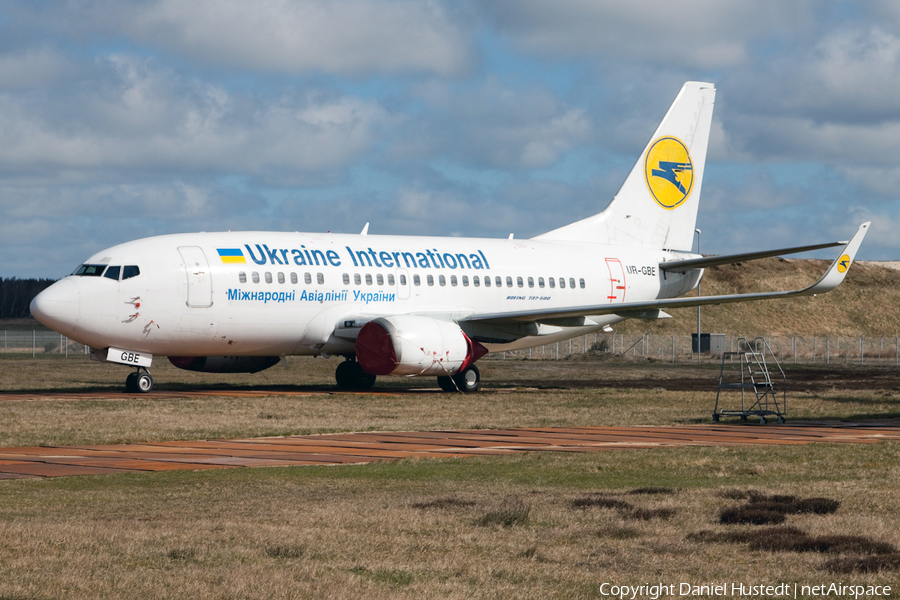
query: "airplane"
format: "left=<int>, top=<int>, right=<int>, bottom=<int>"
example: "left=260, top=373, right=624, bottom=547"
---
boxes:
left=30, top=82, right=870, bottom=394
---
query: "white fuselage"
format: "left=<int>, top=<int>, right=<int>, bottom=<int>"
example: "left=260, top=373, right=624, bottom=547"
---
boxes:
left=31, top=231, right=702, bottom=358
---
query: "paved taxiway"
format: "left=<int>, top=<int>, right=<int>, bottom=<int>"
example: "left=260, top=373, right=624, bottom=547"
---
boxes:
left=1, top=421, right=898, bottom=480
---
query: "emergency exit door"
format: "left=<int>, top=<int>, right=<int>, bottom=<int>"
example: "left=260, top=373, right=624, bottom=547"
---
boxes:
left=605, top=258, right=626, bottom=303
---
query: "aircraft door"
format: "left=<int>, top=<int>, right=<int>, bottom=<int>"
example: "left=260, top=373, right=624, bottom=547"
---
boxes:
left=605, top=258, right=626, bottom=303
left=178, top=246, right=213, bottom=308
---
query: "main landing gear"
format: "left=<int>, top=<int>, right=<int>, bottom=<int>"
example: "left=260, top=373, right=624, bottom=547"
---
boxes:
left=333, top=358, right=481, bottom=393
left=437, top=364, right=481, bottom=393
left=125, top=367, right=154, bottom=393
left=335, top=358, right=376, bottom=390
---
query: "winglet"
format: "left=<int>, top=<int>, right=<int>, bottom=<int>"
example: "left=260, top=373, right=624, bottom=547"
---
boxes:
left=804, top=222, right=870, bottom=295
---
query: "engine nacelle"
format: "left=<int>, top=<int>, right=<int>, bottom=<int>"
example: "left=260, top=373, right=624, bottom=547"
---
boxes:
left=355, top=315, right=487, bottom=377
left=168, top=356, right=280, bottom=373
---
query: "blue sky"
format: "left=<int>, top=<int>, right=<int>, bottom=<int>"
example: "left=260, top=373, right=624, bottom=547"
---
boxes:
left=3, top=0, right=900, bottom=278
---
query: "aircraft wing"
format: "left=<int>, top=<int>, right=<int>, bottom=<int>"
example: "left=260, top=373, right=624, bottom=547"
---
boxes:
left=660, top=241, right=847, bottom=272
left=464, top=222, right=870, bottom=325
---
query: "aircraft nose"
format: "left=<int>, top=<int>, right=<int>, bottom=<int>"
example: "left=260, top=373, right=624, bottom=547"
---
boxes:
left=30, top=278, right=81, bottom=336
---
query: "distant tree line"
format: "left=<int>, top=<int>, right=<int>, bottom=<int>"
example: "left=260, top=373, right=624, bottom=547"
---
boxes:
left=0, top=278, right=56, bottom=319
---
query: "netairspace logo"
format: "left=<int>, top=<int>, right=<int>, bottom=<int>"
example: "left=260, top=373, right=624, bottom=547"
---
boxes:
left=598, top=582, right=892, bottom=599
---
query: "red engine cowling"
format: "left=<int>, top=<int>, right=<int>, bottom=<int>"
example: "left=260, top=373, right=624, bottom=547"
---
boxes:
left=355, top=315, right=488, bottom=377
left=168, top=356, right=280, bottom=373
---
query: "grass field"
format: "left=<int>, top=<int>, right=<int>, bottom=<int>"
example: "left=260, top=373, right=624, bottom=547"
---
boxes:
left=1, top=356, right=899, bottom=599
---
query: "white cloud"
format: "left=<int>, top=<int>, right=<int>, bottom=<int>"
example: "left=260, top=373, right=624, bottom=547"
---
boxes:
left=0, top=55, right=394, bottom=182
left=394, top=80, right=593, bottom=169
left=484, top=0, right=814, bottom=69
left=124, top=0, right=473, bottom=76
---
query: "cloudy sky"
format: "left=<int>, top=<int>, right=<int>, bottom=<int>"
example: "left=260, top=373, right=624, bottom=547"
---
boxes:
left=2, top=0, right=900, bottom=278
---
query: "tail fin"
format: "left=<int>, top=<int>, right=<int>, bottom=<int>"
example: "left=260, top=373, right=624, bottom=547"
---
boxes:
left=535, top=82, right=715, bottom=251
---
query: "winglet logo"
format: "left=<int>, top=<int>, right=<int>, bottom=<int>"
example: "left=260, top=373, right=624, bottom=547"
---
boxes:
left=217, top=248, right=246, bottom=264
left=644, top=137, right=694, bottom=210
left=837, top=254, right=851, bottom=274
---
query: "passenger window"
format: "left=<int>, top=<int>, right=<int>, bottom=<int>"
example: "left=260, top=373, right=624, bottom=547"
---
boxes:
left=388, top=274, right=395, bottom=286
left=317, top=273, right=324, bottom=285
left=122, top=265, right=140, bottom=280
left=579, top=278, right=585, bottom=289
left=365, top=274, right=373, bottom=285
left=377, top=274, right=384, bottom=286
left=304, top=273, right=312, bottom=284
left=495, top=276, right=502, bottom=287
left=559, top=277, right=566, bottom=289
left=569, top=277, right=576, bottom=289
left=413, top=274, right=421, bottom=286
left=506, top=276, right=513, bottom=288
left=252, top=272, right=260, bottom=284
left=517, top=276, right=523, bottom=288
left=265, top=272, right=273, bottom=284
left=473, top=276, right=480, bottom=287
left=538, top=277, right=544, bottom=288
left=239, top=272, right=247, bottom=284
left=548, top=277, right=555, bottom=289
left=400, top=274, right=407, bottom=285
left=450, top=275, right=458, bottom=287
left=484, top=276, right=491, bottom=288
left=439, top=275, right=446, bottom=286
left=462, top=276, right=469, bottom=287
left=291, top=273, right=298, bottom=284
left=104, top=266, right=121, bottom=281
left=427, top=274, right=434, bottom=286
left=527, top=277, right=534, bottom=288
left=277, top=272, right=285, bottom=284
left=354, top=273, right=361, bottom=285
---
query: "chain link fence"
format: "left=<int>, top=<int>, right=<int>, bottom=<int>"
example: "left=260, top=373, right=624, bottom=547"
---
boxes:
left=497, top=332, right=900, bottom=366
left=0, top=331, right=90, bottom=357
left=5, top=329, right=900, bottom=366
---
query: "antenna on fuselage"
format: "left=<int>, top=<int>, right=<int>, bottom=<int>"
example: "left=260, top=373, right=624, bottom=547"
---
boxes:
left=360, top=223, right=370, bottom=235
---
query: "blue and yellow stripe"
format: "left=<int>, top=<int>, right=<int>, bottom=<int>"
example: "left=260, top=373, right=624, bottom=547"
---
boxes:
left=217, top=248, right=246, bottom=264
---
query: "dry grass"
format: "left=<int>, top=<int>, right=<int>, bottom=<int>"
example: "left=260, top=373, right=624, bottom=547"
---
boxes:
left=1, top=445, right=899, bottom=599
left=1, top=356, right=899, bottom=598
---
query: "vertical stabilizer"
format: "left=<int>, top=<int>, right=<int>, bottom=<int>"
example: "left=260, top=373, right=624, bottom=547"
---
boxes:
left=535, top=82, right=715, bottom=251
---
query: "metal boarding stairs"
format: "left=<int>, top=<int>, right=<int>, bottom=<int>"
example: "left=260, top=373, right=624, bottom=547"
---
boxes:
left=713, top=337, right=786, bottom=425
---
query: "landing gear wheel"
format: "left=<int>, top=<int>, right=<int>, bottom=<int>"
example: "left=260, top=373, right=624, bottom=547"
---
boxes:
left=135, top=372, right=153, bottom=393
left=125, top=369, right=153, bottom=393
left=125, top=372, right=138, bottom=392
left=437, top=376, right=456, bottom=392
left=452, top=364, right=480, bottom=393
left=335, top=360, right=376, bottom=390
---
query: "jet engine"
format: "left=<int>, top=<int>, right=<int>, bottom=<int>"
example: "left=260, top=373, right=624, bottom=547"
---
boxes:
left=355, top=315, right=487, bottom=377
left=168, top=356, right=280, bottom=373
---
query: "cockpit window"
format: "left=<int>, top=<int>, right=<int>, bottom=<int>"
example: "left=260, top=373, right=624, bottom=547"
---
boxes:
left=104, top=266, right=121, bottom=280
left=122, top=265, right=140, bottom=280
left=74, top=264, right=107, bottom=277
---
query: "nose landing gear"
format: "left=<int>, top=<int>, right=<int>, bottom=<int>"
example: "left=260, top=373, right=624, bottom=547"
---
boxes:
left=125, top=368, right=154, bottom=393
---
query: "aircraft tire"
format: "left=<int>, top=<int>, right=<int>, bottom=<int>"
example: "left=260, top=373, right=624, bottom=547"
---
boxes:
left=452, top=364, right=480, bottom=393
left=437, top=376, right=456, bottom=392
left=125, top=372, right=138, bottom=393
left=336, top=360, right=376, bottom=390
